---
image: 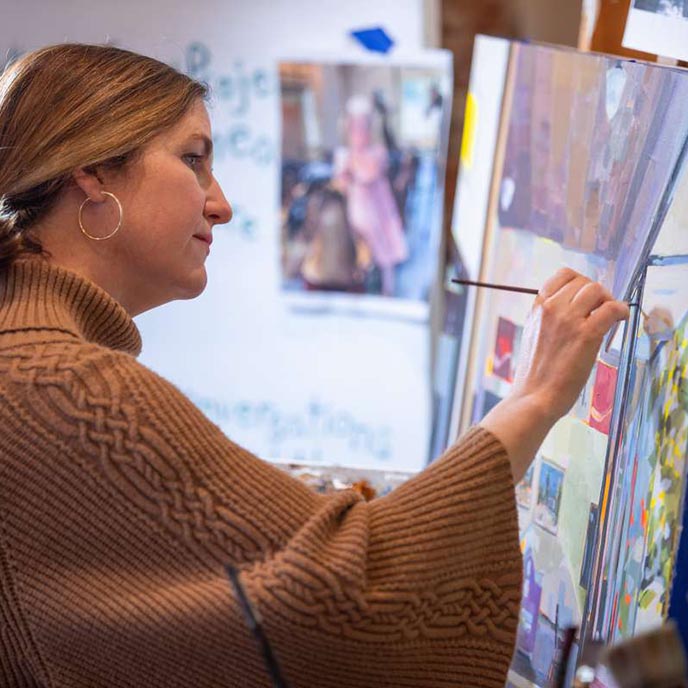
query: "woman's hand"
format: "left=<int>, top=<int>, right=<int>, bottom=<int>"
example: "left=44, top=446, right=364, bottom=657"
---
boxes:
left=511, top=268, right=629, bottom=422
left=480, top=268, right=629, bottom=481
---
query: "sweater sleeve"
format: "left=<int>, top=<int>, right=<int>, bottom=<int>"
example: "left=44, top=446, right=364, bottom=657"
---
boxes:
left=0, top=533, right=49, bottom=688
left=0, top=345, right=522, bottom=688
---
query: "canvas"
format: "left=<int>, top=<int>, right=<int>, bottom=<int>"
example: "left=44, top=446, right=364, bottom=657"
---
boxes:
left=590, top=262, right=688, bottom=652
left=449, top=37, right=688, bottom=688
left=496, top=44, right=688, bottom=299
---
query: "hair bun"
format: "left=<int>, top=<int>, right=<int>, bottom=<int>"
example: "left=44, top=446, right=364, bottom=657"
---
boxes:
left=0, top=197, right=42, bottom=270
left=0, top=213, right=23, bottom=271
left=0, top=196, right=16, bottom=232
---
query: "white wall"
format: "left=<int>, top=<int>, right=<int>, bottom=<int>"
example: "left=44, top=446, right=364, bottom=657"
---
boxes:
left=1, top=0, right=438, bottom=472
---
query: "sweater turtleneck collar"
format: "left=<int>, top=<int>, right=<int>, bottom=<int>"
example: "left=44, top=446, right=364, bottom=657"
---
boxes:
left=0, top=257, right=142, bottom=357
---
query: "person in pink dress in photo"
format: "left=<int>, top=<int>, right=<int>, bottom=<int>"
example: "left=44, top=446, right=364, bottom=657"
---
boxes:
left=334, top=95, right=408, bottom=297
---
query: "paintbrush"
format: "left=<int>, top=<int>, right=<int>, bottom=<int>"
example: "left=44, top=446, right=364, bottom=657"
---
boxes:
left=450, top=278, right=641, bottom=309
left=600, top=622, right=687, bottom=688
left=451, top=278, right=539, bottom=295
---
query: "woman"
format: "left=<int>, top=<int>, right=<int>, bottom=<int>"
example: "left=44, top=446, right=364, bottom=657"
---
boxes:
left=0, top=44, right=628, bottom=688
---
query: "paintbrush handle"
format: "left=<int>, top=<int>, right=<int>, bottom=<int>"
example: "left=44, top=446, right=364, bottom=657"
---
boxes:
left=451, top=278, right=640, bottom=309
left=451, top=278, right=539, bottom=295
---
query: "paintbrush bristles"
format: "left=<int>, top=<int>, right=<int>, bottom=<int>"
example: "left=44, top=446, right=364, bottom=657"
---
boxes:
left=602, top=622, right=687, bottom=688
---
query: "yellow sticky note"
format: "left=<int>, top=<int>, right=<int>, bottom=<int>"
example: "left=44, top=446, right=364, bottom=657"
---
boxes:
left=460, top=92, right=478, bottom=169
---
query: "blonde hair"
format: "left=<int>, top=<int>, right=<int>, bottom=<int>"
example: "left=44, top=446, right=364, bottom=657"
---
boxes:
left=0, top=43, right=208, bottom=269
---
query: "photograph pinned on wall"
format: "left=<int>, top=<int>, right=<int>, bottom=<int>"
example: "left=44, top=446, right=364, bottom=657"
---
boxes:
left=534, top=461, right=565, bottom=534
left=623, top=0, right=688, bottom=61
left=279, top=55, right=452, bottom=320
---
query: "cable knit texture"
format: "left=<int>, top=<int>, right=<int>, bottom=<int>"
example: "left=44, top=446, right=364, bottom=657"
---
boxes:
left=0, top=258, right=523, bottom=688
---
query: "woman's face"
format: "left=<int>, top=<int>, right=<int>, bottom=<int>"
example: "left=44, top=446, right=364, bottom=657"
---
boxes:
left=97, top=99, right=232, bottom=314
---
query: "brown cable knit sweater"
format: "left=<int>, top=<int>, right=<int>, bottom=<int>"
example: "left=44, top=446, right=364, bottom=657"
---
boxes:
left=0, top=258, right=523, bottom=688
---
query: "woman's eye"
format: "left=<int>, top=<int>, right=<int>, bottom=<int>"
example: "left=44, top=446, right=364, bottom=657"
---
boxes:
left=183, top=154, right=204, bottom=169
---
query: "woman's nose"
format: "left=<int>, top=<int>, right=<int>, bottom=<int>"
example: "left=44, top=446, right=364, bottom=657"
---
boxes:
left=206, top=180, right=233, bottom=225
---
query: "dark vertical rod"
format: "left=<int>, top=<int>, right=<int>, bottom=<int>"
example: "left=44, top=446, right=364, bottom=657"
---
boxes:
left=225, top=565, right=290, bottom=688
left=583, top=270, right=646, bottom=645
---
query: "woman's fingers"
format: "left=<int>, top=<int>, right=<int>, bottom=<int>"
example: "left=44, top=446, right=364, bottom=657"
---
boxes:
left=536, top=267, right=579, bottom=302
left=586, top=299, right=630, bottom=337
left=485, top=268, right=631, bottom=480
left=570, top=281, right=612, bottom=316
left=549, top=274, right=594, bottom=306
left=540, top=272, right=624, bottom=332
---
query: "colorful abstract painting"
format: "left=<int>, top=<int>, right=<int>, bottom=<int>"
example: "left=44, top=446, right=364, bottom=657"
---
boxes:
left=451, top=38, right=688, bottom=688
left=497, top=44, right=688, bottom=298
left=620, top=312, right=687, bottom=633
left=589, top=262, right=688, bottom=655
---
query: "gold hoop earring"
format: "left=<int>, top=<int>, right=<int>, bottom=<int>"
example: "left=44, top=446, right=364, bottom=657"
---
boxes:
left=78, top=191, right=123, bottom=241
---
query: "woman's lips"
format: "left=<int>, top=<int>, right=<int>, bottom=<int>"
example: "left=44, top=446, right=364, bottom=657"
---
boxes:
left=193, top=233, right=213, bottom=246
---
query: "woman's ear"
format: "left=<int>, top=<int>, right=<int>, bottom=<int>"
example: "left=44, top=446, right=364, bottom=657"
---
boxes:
left=71, top=166, right=107, bottom=202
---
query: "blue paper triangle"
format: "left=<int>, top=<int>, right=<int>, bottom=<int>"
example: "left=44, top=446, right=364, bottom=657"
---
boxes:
left=350, top=27, right=395, bottom=54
